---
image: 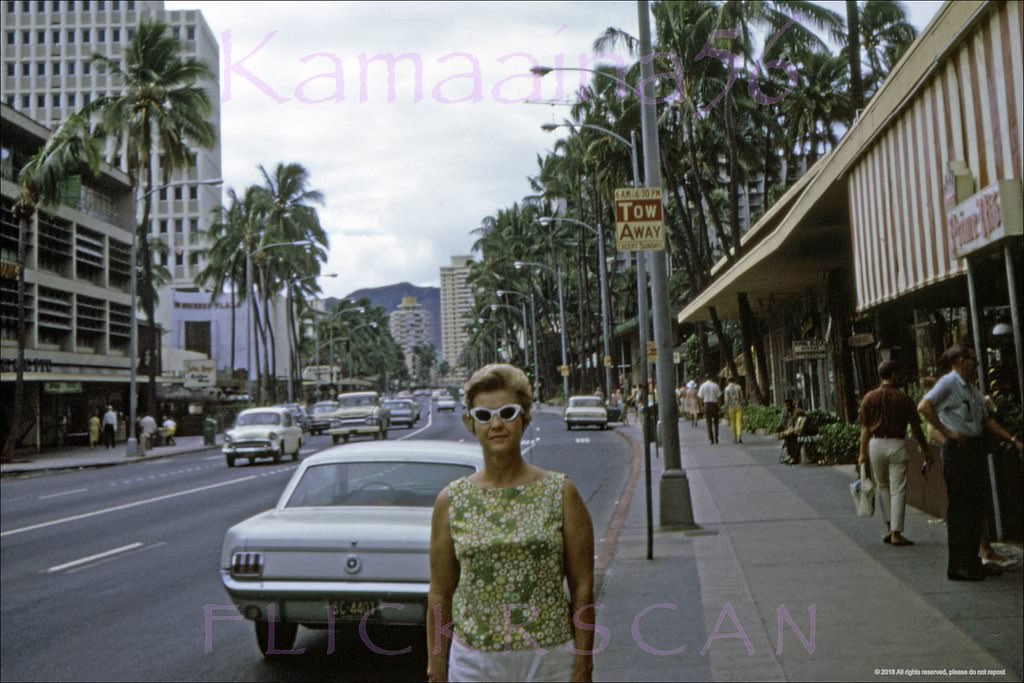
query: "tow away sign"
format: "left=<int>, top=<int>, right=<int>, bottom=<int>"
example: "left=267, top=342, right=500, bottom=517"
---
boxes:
left=614, top=187, right=665, bottom=251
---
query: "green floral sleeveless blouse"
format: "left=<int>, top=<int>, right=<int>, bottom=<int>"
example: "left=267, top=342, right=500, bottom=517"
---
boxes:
left=448, top=470, right=573, bottom=651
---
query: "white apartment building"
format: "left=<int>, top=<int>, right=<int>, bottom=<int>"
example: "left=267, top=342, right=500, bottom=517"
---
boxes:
left=1, top=0, right=223, bottom=329
left=388, top=296, right=432, bottom=375
left=439, top=255, right=474, bottom=377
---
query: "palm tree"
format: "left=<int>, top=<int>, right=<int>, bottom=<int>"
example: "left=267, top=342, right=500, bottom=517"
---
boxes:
left=254, top=162, right=328, bottom=401
left=84, top=19, right=216, bottom=418
left=3, top=113, right=101, bottom=461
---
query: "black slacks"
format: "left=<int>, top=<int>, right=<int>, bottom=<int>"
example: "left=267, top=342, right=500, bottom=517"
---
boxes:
left=704, top=402, right=720, bottom=443
left=941, top=437, right=987, bottom=576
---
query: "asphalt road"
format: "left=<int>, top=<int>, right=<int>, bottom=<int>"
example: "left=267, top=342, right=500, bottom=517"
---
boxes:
left=0, top=400, right=631, bottom=682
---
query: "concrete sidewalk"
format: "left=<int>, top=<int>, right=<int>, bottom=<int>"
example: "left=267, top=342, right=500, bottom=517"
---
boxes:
left=0, top=433, right=219, bottom=475
left=594, top=418, right=1022, bottom=682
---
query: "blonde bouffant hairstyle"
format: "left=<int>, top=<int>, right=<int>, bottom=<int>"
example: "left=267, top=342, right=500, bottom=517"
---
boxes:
left=463, top=363, right=533, bottom=425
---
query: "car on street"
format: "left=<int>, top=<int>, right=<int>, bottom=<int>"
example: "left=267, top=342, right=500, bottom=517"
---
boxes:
left=563, top=395, right=609, bottom=430
left=382, top=398, right=420, bottom=428
left=277, top=403, right=310, bottom=433
left=222, top=407, right=303, bottom=466
left=219, top=440, right=483, bottom=656
left=307, top=400, right=339, bottom=435
left=326, top=391, right=391, bottom=444
left=436, top=394, right=457, bottom=412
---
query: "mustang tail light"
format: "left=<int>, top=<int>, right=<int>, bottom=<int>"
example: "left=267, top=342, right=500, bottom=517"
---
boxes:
left=231, top=551, right=264, bottom=577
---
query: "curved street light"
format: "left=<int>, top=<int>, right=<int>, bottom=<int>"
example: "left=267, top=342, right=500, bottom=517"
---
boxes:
left=126, top=178, right=223, bottom=458
left=538, top=216, right=613, bottom=398
left=245, top=239, right=312, bottom=404
left=292, top=273, right=336, bottom=403
left=497, top=289, right=540, bottom=389
left=514, top=260, right=569, bottom=400
left=537, top=50, right=693, bottom=532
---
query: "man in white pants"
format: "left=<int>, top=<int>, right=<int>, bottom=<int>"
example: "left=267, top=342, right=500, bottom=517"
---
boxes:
left=857, top=360, right=930, bottom=546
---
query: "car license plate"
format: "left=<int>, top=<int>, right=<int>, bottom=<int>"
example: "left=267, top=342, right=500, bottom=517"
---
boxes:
left=329, top=600, right=377, bottom=620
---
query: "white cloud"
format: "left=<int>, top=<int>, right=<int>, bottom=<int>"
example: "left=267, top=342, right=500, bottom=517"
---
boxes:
left=166, top=0, right=941, bottom=299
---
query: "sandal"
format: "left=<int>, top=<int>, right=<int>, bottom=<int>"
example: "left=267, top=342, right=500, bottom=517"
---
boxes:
left=890, top=535, right=914, bottom=546
left=883, top=534, right=892, bottom=544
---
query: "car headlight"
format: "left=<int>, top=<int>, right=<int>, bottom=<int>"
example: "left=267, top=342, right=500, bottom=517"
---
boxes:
left=268, top=432, right=278, bottom=441
left=224, top=434, right=233, bottom=444
left=230, top=551, right=264, bottom=578
left=330, top=419, right=341, bottom=428
left=366, top=416, right=378, bottom=425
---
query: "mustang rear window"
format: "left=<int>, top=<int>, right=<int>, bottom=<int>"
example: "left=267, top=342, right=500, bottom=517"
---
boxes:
left=570, top=398, right=603, bottom=408
left=285, top=462, right=475, bottom=508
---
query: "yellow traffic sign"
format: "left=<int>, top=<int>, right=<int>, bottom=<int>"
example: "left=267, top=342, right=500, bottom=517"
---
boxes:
left=559, top=364, right=570, bottom=377
left=603, top=355, right=613, bottom=368
left=646, top=341, right=657, bottom=362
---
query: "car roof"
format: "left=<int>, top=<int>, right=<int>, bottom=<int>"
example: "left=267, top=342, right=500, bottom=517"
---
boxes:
left=339, top=391, right=378, bottom=398
left=302, top=439, right=480, bottom=465
left=239, top=406, right=290, bottom=416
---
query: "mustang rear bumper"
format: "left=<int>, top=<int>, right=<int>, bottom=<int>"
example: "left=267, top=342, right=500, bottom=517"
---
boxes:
left=221, top=572, right=428, bottom=624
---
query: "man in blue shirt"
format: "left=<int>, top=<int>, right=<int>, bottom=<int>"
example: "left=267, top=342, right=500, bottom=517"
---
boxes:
left=918, top=345, right=1023, bottom=581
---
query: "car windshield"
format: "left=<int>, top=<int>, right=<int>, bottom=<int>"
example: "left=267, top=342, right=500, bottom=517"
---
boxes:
left=383, top=401, right=410, bottom=409
left=312, top=403, right=338, bottom=415
left=236, top=412, right=282, bottom=427
left=570, top=397, right=603, bottom=408
left=339, top=396, right=374, bottom=407
left=285, top=461, right=475, bottom=508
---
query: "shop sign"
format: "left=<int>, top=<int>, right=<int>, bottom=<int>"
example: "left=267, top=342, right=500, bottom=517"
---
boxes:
left=43, top=382, right=82, bottom=394
left=614, top=187, right=665, bottom=251
left=793, top=339, right=827, bottom=359
left=947, top=179, right=1023, bottom=259
left=847, top=333, right=875, bottom=349
left=183, top=359, right=216, bottom=388
left=0, top=357, right=53, bottom=372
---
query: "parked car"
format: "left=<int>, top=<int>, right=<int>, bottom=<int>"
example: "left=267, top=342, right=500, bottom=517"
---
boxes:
left=326, top=391, right=391, bottom=444
left=222, top=407, right=303, bottom=467
left=277, top=403, right=309, bottom=432
left=382, top=398, right=420, bottom=428
left=219, top=440, right=483, bottom=656
left=307, top=400, right=339, bottom=435
left=563, top=395, right=609, bottom=430
left=436, top=395, right=457, bottom=412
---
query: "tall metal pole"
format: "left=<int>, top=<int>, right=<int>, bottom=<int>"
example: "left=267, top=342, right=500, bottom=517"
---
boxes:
left=556, top=264, right=569, bottom=400
left=637, top=0, right=693, bottom=528
left=1004, top=244, right=1024, bottom=406
left=529, top=294, right=540, bottom=396
left=596, top=221, right=613, bottom=396
left=125, top=188, right=140, bottom=458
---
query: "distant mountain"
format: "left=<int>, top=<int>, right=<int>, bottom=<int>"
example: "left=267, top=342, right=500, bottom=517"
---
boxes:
left=330, top=282, right=441, bottom=349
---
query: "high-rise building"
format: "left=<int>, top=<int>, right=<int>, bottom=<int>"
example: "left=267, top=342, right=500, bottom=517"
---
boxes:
left=388, top=296, right=432, bottom=376
left=439, top=255, right=474, bottom=377
left=1, top=0, right=223, bottom=338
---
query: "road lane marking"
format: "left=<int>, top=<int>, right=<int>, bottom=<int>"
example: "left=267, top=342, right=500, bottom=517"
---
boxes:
left=46, top=542, right=144, bottom=573
left=38, top=488, right=88, bottom=500
left=398, top=411, right=434, bottom=440
left=1, top=475, right=260, bottom=538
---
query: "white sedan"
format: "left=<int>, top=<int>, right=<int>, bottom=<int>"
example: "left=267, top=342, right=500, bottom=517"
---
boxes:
left=564, top=395, right=610, bottom=430
left=219, top=440, right=483, bottom=656
left=222, top=407, right=303, bottom=467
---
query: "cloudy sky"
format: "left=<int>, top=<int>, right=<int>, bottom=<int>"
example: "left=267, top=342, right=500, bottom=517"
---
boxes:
left=166, top=1, right=941, bottom=300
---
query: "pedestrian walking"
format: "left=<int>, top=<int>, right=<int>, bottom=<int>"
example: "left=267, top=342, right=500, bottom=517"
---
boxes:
left=697, top=374, right=722, bottom=444
left=102, top=405, right=117, bottom=449
left=428, top=363, right=595, bottom=682
left=857, top=360, right=930, bottom=546
left=139, top=413, right=157, bottom=452
left=918, top=345, right=1024, bottom=581
left=88, top=413, right=101, bottom=448
left=684, top=380, right=700, bottom=427
left=723, top=376, right=745, bottom=443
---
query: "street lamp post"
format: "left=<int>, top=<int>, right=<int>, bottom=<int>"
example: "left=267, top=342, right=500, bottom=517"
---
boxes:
left=538, top=216, right=613, bottom=398
left=497, top=289, right=540, bottom=391
left=245, top=239, right=312, bottom=405
left=292, top=273, right=337, bottom=404
left=126, top=177, right=222, bottom=458
left=320, top=305, right=366, bottom=390
left=488, top=302, right=528, bottom=367
left=534, top=50, right=694, bottom=534
left=514, top=260, right=568, bottom=400
left=342, top=321, right=379, bottom=385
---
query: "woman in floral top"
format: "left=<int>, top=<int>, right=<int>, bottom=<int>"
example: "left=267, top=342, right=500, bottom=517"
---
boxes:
left=428, top=364, right=595, bottom=682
